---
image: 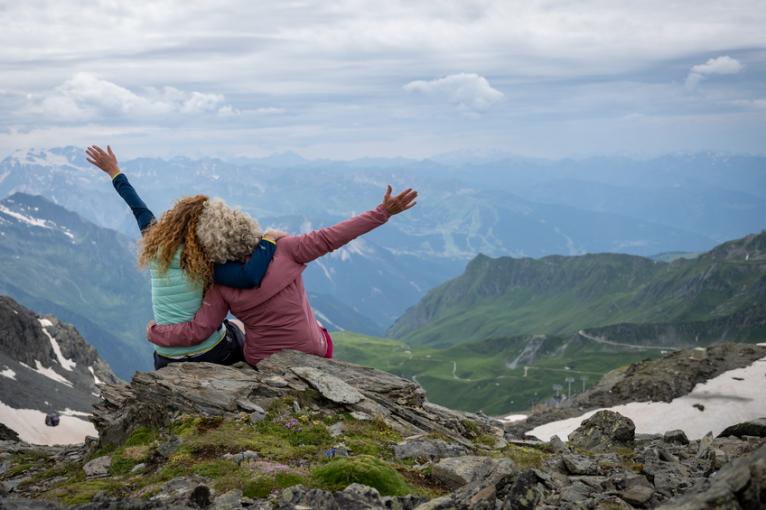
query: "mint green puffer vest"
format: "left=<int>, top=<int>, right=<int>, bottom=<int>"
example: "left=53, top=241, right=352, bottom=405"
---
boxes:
left=150, top=248, right=226, bottom=358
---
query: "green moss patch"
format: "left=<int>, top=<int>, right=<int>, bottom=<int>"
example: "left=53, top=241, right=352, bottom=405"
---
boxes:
left=311, top=455, right=411, bottom=496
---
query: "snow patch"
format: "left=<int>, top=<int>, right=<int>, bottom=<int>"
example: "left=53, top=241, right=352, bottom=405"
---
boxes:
left=20, top=360, right=73, bottom=387
left=500, top=414, right=528, bottom=424
left=0, top=400, right=97, bottom=445
left=312, top=309, right=345, bottom=332
left=61, top=408, right=91, bottom=418
left=528, top=357, right=766, bottom=441
left=1, top=367, right=16, bottom=380
left=88, top=366, right=103, bottom=385
left=39, top=319, right=76, bottom=371
left=0, top=203, right=52, bottom=229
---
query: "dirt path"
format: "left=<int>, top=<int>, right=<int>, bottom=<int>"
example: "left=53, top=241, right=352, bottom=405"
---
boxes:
left=577, top=329, right=680, bottom=352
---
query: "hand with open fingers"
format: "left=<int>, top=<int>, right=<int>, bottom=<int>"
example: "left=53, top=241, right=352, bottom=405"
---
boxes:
left=263, top=229, right=289, bottom=241
left=86, top=145, right=121, bottom=178
left=382, top=185, right=418, bottom=215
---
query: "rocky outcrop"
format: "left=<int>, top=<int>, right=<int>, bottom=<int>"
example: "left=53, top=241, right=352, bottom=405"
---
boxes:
left=567, top=410, right=635, bottom=452
left=506, top=342, right=766, bottom=438
left=718, top=417, right=766, bottom=439
left=0, top=295, right=120, bottom=444
left=92, top=350, right=495, bottom=450
left=4, top=348, right=766, bottom=509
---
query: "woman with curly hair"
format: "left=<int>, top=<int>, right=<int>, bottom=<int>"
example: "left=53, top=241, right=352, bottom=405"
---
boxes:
left=86, top=145, right=283, bottom=369
left=146, top=184, right=417, bottom=366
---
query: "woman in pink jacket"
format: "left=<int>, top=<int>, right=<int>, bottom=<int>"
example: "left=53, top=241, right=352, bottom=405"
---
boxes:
left=147, top=185, right=417, bottom=366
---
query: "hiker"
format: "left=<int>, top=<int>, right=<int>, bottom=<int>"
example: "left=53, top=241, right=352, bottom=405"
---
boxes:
left=86, top=145, right=285, bottom=369
left=146, top=185, right=417, bottom=365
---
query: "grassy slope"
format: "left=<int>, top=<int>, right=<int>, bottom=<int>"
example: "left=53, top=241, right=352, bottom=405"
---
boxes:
left=333, top=331, right=658, bottom=416
left=390, top=232, right=766, bottom=347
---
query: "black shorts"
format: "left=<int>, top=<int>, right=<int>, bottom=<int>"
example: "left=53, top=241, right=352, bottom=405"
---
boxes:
left=153, top=319, right=245, bottom=370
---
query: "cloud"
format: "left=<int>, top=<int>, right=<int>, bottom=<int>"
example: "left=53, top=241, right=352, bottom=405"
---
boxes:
left=686, top=56, right=743, bottom=89
left=404, top=73, right=504, bottom=114
left=25, top=73, right=231, bottom=121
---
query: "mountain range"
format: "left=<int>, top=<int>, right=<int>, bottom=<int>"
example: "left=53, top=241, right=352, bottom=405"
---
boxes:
left=4, top=147, right=765, bottom=332
left=390, top=230, right=766, bottom=347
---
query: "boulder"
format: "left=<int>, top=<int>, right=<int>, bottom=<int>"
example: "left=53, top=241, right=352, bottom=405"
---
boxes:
left=291, top=366, right=365, bottom=404
left=657, top=443, right=766, bottom=509
left=431, top=456, right=514, bottom=489
left=393, top=436, right=469, bottom=461
left=718, top=418, right=766, bottom=439
left=568, top=410, right=635, bottom=452
left=82, top=455, right=111, bottom=477
left=561, top=453, right=599, bottom=475
left=663, top=429, right=690, bottom=445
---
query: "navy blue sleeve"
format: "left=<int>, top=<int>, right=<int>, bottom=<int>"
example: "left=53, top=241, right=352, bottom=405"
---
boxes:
left=213, top=240, right=277, bottom=288
left=112, top=173, right=156, bottom=234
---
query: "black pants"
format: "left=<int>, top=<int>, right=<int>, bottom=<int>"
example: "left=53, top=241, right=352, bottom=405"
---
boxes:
left=153, top=320, right=245, bottom=370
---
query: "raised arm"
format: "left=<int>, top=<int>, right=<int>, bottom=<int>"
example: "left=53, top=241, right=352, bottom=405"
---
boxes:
left=147, top=285, right=229, bottom=347
left=284, top=185, right=417, bottom=265
left=86, top=145, right=156, bottom=234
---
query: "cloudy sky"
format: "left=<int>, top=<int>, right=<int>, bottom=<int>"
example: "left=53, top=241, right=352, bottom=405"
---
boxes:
left=1, top=1, right=765, bottom=159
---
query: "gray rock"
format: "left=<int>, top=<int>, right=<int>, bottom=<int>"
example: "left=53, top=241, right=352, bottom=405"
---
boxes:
left=664, top=429, right=690, bottom=445
left=213, top=489, right=243, bottom=509
left=620, top=484, right=655, bottom=506
left=562, top=453, right=599, bottom=475
left=333, top=443, right=350, bottom=457
left=657, top=443, right=766, bottom=509
left=263, top=375, right=289, bottom=388
left=432, top=456, right=514, bottom=489
left=718, top=417, right=766, bottom=438
left=568, top=410, right=635, bottom=452
left=560, top=481, right=595, bottom=502
left=350, top=411, right=372, bottom=421
left=223, top=450, right=259, bottom=465
left=249, top=410, right=266, bottom=423
left=549, top=435, right=567, bottom=452
left=291, top=366, right=365, bottom=404
left=156, top=436, right=181, bottom=459
left=328, top=421, right=345, bottom=437
left=83, top=455, right=111, bottom=477
left=236, top=399, right=265, bottom=413
left=130, top=463, right=146, bottom=473
left=393, top=436, right=469, bottom=461
left=413, top=495, right=454, bottom=510
left=502, top=470, right=546, bottom=510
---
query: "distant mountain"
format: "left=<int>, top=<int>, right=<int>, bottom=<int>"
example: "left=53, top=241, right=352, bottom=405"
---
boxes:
left=6, top=147, right=763, bottom=328
left=0, top=295, right=119, bottom=444
left=389, top=230, right=766, bottom=347
left=0, top=192, right=155, bottom=377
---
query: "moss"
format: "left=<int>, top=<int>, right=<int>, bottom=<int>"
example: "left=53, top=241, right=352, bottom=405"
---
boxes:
left=191, top=459, right=240, bottom=478
left=124, top=426, right=157, bottom=447
left=461, top=419, right=482, bottom=438
left=2, top=450, right=54, bottom=479
left=474, top=433, right=498, bottom=448
left=46, top=479, right=124, bottom=506
left=243, top=472, right=310, bottom=499
left=339, top=417, right=402, bottom=459
left=311, top=455, right=411, bottom=496
left=504, top=445, right=548, bottom=469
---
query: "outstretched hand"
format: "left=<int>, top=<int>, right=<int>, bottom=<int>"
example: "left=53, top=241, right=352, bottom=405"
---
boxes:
left=86, top=145, right=120, bottom=178
left=382, top=185, right=417, bottom=215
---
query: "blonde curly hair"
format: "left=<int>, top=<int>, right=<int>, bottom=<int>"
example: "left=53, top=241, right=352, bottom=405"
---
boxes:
left=138, top=195, right=213, bottom=288
left=196, top=198, right=262, bottom=264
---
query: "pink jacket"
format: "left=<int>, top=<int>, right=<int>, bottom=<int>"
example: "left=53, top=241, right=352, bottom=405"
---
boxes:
left=147, top=205, right=391, bottom=365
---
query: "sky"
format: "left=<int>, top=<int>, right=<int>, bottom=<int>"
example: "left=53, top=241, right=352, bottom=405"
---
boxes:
left=1, top=1, right=765, bottom=159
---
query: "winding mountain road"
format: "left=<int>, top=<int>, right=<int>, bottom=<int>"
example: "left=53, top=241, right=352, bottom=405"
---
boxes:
left=577, top=330, right=680, bottom=352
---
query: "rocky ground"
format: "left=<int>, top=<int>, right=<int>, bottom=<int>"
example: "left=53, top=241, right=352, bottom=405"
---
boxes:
left=505, top=342, right=766, bottom=438
left=1, top=348, right=765, bottom=509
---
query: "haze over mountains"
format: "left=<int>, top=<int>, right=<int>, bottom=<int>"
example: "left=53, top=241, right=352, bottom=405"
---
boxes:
left=1, top=146, right=765, bottom=389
